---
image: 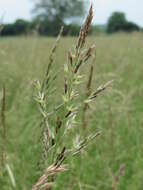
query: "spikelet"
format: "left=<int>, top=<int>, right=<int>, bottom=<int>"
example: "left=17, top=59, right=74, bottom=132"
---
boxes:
left=76, top=4, right=93, bottom=54
left=32, top=165, right=67, bottom=190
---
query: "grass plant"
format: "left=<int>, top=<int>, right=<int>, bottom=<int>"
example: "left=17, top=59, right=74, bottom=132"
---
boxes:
left=33, top=4, right=112, bottom=190
left=0, top=10, right=142, bottom=190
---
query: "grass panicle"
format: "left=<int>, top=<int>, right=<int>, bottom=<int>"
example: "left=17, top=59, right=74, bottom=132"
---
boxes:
left=112, top=165, right=124, bottom=190
left=86, top=80, right=113, bottom=102
left=76, top=4, right=93, bottom=55
left=33, top=4, right=112, bottom=189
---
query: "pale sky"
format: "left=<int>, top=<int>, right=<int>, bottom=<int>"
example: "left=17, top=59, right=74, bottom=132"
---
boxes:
left=0, top=0, right=142, bottom=27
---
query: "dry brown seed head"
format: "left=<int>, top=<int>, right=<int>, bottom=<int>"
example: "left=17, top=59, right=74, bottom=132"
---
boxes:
left=68, top=50, right=73, bottom=66
left=74, top=59, right=83, bottom=74
left=51, top=138, right=55, bottom=146
left=64, top=79, right=68, bottom=94
left=65, top=110, right=72, bottom=118
left=81, top=4, right=93, bottom=48
left=56, top=116, right=62, bottom=133
left=76, top=4, right=93, bottom=53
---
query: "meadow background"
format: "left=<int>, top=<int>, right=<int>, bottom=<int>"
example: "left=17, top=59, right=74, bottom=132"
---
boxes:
left=0, top=32, right=143, bottom=189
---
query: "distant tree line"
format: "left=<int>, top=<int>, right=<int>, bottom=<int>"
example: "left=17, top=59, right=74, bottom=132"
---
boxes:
left=1, top=0, right=87, bottom=37
left=107, top=12, right=140, bottom=33
left=0, top=19, right=75, bottom=36
left=0, top=19, right=103, bottom=36
left=0, top=12, right=141, bottom=37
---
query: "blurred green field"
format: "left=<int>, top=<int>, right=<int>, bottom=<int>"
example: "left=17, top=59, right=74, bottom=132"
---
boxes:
left=0, top=33, right=143, bottom=190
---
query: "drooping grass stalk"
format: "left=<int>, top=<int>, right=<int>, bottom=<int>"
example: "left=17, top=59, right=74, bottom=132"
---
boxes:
left=0, top=87, right=16, bottom=188
left=112, top=165, right=124, bottom=190
left=33, top=4, right=113, bottom=190
left=0, top=85, right=6, bottom=168
left=108, top=105, right=116, bottom=162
